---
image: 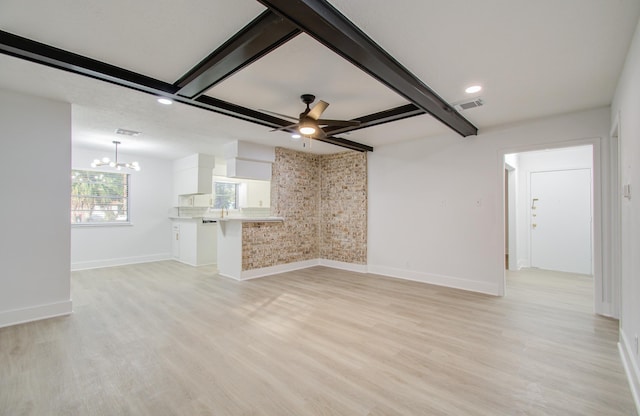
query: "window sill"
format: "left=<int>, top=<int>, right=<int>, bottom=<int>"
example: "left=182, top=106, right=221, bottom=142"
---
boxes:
left=72, top=222, right=133, bottom=228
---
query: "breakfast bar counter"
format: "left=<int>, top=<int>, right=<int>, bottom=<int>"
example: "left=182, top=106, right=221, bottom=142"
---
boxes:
left=215, top=217, right=283, bottom=280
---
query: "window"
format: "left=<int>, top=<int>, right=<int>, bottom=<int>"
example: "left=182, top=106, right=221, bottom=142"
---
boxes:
left=214, top=182, right=239, bottom=209
left=71, top=170, right=129, bottom=224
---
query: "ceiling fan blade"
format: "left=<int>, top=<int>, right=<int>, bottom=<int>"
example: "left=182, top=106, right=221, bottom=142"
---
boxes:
left=316, top=119, right=361, bottom=127
left=259, top=109, right=299, bottom=122
left=270, top=123, right=299, bottom=132
left=307, top=100, right=329, bottom=120
left=314, top=128, right=327, bottom=140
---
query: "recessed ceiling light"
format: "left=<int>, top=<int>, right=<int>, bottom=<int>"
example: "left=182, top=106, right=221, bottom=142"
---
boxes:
left=465, top=85, right=482, bottom=94
left=157, top=97, right=173, bottom=105
left=291, top=133, right=301, bottom=141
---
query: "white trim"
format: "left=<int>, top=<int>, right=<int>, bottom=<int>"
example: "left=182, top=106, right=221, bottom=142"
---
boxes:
left=319, top=259, right=368, bottom=273
left=597, top=302, right=615, bottom=319
left=607, top=112, right=622, bottom=319
left=228, top=259, right=500, bottom=295
left=220, top=259, right=369, bottom=281
left=619, top=331, right=640, bottom=415
left=71, top=222, right=133, bottom=228
left=71, top=253, right=172, bottom=271
left=0, top=300, right=73, bottom=329
left=173, top=259, right=217, bottom=268
left=231, top=259, right=320, bottom=281
left=497, top=137, right=606, bottom=314
left=367, top=265, right=501, bottom=296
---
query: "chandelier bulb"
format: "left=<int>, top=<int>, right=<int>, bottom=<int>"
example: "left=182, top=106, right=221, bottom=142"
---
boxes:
left=90, top=142, right=140, bottom=171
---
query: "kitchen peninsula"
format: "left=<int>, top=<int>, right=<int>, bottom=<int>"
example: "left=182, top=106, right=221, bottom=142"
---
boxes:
left=216, top=216, right=283, bottom=280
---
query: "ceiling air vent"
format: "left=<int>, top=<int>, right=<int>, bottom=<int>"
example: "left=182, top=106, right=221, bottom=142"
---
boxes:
left=115, top=128, right=141, bottom=136
left=453, top=98, right=484, bottom=111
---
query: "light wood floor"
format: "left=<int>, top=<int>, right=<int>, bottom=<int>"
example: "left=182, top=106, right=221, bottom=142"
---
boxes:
left=0, top=263, right=635, bottom=415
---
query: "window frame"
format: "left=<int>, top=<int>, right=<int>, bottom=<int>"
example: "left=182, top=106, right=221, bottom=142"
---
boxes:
left=213, top=181, right=240, bottom=210
left=71, top=169, right=132, bottom=227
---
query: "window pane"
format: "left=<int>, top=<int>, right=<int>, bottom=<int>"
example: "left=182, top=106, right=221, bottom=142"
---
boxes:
left=214, top=182, right=238, bottom=209
left=71, top=170, right=129, bottom=224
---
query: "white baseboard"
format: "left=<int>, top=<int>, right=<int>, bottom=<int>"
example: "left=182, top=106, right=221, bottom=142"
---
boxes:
left=517, top=259, right=530, bottom=270
left=319, top=259, right=367, bottom=273
left=619, top=331, right=640, bottom=415
left=234, top=260, right=499, bottom=296
left=233, top=259, right=368, bottom=281
left=237, top=259, right=321, bottom=281
left=367, top=264, right=501, bottom=296
left=173, top=259, right=217, bottom=268
left=595, top=301, right=618, bottom=319
left=0, top=300, right=73, bottom=328
left=71, top=253, right=172, bottom=271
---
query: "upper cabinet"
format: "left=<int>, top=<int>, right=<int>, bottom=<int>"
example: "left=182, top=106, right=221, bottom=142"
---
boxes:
left=173, top=154, right=215, bottom=195
left=224, top=141, right=275, bottom=181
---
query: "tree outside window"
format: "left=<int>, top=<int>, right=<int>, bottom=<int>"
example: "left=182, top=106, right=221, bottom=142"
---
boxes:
left=214, top=182, right=238, bottom=209
left=71, top=170, right=129, bottom=224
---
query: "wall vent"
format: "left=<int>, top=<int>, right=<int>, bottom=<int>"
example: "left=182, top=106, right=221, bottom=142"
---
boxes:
left=115, top=128, right=141, bottom=136
left=453, top=98, right=484, bottom=111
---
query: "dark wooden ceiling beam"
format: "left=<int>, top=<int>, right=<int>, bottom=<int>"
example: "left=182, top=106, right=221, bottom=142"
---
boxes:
left=0, top=29, right=378, bottom=152
left=0, top=30, right=179, bottom=96
left=0, top=31, right=300, bottom=129
left=257, top=0, right=478, bottom=137
left=315, top=136, right=373, bottom=152
left=175, top=10, right=301, bottom=99
left=324, top=103, right=425, bottom=135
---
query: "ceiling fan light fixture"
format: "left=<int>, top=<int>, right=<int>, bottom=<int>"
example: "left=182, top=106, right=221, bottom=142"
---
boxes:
left=299, top=126, right=316, bottom=135
left=299, top=119, right=317, bottom=135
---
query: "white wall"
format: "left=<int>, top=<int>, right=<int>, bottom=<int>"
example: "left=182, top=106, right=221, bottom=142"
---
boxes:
left=368, top=107, right=609, bottom=296
left=71, top=147, right=173, bottom=270
left=611, top=17, right=640, bottom=410
left=0, top=89, right=72, bottom=327
left=512, top=146, right=593, bottom=269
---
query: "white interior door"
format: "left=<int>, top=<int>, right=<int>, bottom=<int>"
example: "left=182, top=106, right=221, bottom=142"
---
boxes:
left=530, top=169, right=592, bottom=274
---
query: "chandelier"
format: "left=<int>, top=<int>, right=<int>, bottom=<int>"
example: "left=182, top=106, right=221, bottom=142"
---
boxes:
left=91, top=141, right=141, bottom=171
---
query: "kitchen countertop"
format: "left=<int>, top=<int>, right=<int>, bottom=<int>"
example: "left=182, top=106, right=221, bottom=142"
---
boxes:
left=169, top=216, right=215, bottom=220
left=209, top=216, right=283, bottom=222
left=170, top=216, right=283, bottom=222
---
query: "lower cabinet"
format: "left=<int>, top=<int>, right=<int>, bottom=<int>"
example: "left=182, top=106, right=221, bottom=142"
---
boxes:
left=171, top=219, right=217, bottom=266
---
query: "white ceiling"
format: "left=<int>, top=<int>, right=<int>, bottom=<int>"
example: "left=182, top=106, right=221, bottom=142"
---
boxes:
left=0, top=0, right=638, bottom=159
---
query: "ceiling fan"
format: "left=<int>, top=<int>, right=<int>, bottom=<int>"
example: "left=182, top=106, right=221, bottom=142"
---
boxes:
left=264, top=94, right=361, bottom=139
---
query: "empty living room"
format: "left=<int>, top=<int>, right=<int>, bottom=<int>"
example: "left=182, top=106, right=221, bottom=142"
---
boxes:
left=1, top=1, right=640, bottom=414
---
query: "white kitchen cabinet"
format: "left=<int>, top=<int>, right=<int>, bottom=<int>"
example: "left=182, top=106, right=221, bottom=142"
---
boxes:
left=171, top=219, right=217, bottom=266
left=178, top=194, right=213, bottom=207
left=173, top=154, right=215, bottom=196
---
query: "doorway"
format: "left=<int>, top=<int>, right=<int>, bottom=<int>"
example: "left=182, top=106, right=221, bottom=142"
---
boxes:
left=503, top=145, right=595, bottom=300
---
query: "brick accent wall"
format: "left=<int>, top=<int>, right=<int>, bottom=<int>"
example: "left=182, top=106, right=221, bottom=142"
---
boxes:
left=242, top=147, right=367, bottom=270
left=319, top=151, right=367, bottom=264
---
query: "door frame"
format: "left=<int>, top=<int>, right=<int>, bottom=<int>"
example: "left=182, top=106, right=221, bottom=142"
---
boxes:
left=497, top=137, right=613, bottom=317
left=504, top=163, right=517, bottom=270
left=607, top=113, right=622, bottom=318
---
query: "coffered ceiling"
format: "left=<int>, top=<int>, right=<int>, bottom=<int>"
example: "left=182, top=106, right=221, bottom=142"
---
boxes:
left=0, top=0, right=638, bottom=158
